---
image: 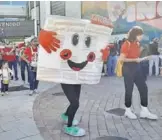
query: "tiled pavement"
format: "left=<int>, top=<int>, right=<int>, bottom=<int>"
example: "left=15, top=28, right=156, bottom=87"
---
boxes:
left=33, top=77, right=162, bottom=140
left=0, top=79, right=54, bottom=140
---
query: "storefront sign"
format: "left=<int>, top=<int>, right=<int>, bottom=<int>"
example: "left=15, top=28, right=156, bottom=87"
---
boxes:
left=0, top=21, right=20, bottom=27
left=91, top=14, right=113, bottom=28
left=0, top=20, right=34, bottom=37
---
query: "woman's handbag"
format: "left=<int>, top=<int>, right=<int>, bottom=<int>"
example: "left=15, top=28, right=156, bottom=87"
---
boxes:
left=115, top=41, right=130, bottom=77
left=115, top=60, right=123, bottom=77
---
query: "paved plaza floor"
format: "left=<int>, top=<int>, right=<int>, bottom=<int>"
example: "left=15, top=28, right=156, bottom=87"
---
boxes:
left=1, top=77, right=162, bottom=140
left=0, top=80, right=54, bottom=140
left=33, top=77, right=162, bottom=140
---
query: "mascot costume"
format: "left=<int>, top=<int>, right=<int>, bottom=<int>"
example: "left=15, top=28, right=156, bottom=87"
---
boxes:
left=38, top=15, right=112, bottom=137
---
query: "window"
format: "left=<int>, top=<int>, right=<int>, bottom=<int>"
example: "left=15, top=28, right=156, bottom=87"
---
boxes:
left=29, top=1, right=40, bottom=9
left=0, top=1, right=10, bottom=5
left=50, top=1, right=65, bottom=16
left=11, top=1, right=27, bottom=6
left=0, top=1, right=26, bottom=6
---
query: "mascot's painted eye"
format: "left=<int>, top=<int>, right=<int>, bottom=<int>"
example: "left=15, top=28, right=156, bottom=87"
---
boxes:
left=87, top=52, right=95, bottom=62
left=85, top=36, right=91, bottom=48
left=60, top=49, right=72, bottom=60
left=72, top=34, right=79, bottom=46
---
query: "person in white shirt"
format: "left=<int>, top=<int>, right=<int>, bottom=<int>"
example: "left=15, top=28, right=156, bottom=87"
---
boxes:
left=0, top=61, right=14, bottom=96
left=149, top=38, right=160, bottom=76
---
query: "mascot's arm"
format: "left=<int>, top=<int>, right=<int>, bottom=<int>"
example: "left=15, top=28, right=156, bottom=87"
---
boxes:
left=38, top=29, right=60, bottom=53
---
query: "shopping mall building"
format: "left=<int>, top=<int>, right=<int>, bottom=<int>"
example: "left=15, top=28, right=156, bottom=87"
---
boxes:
left=0, top=1, right=34, bottom=39
left=0, top=1, right=162, bottom=43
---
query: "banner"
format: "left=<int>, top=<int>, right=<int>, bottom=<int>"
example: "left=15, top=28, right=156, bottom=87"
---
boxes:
left=37, top=15, right=112, bottom=84
left=81, top=1, right=162, bottom=43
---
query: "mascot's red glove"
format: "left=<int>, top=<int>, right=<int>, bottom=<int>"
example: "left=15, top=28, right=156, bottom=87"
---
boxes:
left=38, top=29, right=60, bottom=53
left=100, top=47, right=110, bottom=62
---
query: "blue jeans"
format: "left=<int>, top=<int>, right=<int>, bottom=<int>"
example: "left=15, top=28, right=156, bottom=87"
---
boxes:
left=0, top=60, right=3, bottom=67
left=8, top=61, right=18, bottom=79
left=107, top=56, right=117, bottom=76
left=29, top=67, right=39, bottom=90
left=20, top=60, right=30, bottom=83
left=16, top=56, right=20, bottom=66
left=1, top=81, right=9, bottom=92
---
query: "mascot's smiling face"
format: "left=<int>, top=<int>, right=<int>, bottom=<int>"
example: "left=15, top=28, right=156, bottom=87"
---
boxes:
left=59, top=33, right=96, bottom=71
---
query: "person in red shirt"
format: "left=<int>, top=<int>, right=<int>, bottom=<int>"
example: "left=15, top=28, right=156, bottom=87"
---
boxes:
left=0, top=47, right=4, bottom=66
left=119, top=26, right=158, bottom=120
left=107, top=43, right=118, bottom=76
left=2, top=45, right=18, bottom=80
left=18, top=43, right=30, bottom=85
left=23, top=38, right=39, bottom=96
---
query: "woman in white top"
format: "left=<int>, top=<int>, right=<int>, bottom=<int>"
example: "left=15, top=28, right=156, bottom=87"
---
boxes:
left=0, top=61, right=14, bottom=96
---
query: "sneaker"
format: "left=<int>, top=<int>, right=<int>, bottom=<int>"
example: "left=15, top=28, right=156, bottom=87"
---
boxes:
left=64, top=125, right=85, bottom=137
left=124, top=107, right=137, bottom=119
left=34, top=89, right=38, bottom=94
left=61, top=113, right=79, bottom=126
left=29, top=91, right=34, bottom=96
left=22, top=81, right=26, bottom=86
left=5, top=92, right=9, bottom=95
left=140, top=106, right=158, bottom=120
left=15, top=78, right=19, bottom=81
left=1, top=92, right=5, bottom=96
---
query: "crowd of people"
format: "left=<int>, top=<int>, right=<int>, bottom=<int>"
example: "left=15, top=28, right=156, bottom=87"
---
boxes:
left=0, top=25, right=160, bottom=137
left=103, top=36, right=161, bottom=78
left=0, top=37, right=39, bottom=96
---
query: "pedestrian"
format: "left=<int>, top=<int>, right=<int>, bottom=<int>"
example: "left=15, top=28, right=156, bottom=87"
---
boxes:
left=15, top=46, right=20, bottom=66
left=119, top=26, right=158, bottom=120
left=0, top=47, right=4, bottom=66
left=38, top=29, right=109, bottom=137
left=0, top=61, right=13, bottom=96
left=23, top=38, right=39, bottom=96
left=107, top=43, right=118, bottom=76
left=2, top=45, right=18, bottom=80
left=140, top=44, right=150, bottom=81
left=149, top=39, right=160, bottom=76
left=18, top=42, right=30, bottom=85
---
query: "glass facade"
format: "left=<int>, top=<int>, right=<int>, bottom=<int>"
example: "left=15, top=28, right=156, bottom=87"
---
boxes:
left=50, top=1, right=65, bottom=16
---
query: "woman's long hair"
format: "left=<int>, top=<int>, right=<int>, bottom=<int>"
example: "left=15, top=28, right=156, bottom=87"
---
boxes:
left=127, top=26, right=143, bottom=42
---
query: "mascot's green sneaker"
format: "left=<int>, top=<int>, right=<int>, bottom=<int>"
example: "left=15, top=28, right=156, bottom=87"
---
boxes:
left=61, top=113, right=79, bottom=126
left=64, top=125, right=85, bottom=137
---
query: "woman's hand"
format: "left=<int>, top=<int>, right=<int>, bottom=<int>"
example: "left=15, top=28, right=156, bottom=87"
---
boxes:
left=135, top=58, right=142, bottom=63
left=135, top=57, right=150, bottom=63
left=38, top=29, right=60, bottom=53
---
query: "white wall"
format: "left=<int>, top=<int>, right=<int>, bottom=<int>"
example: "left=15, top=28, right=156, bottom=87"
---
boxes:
left=38, top=1, right=82, bottom=28
left=0, top=5, right=26, bottom=18
left=31, top=6, right=39, bottom=20
left=40, top=1, right=51, bottom=28
left=65, top=1, right=81, bottom=18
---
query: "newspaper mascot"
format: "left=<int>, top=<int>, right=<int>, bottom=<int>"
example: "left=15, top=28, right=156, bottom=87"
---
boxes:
left=38, top=16, right=112, bottom=137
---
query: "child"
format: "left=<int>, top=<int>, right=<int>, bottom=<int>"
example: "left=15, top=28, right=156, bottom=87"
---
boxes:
left=0, top=61, right=14, bottom=96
